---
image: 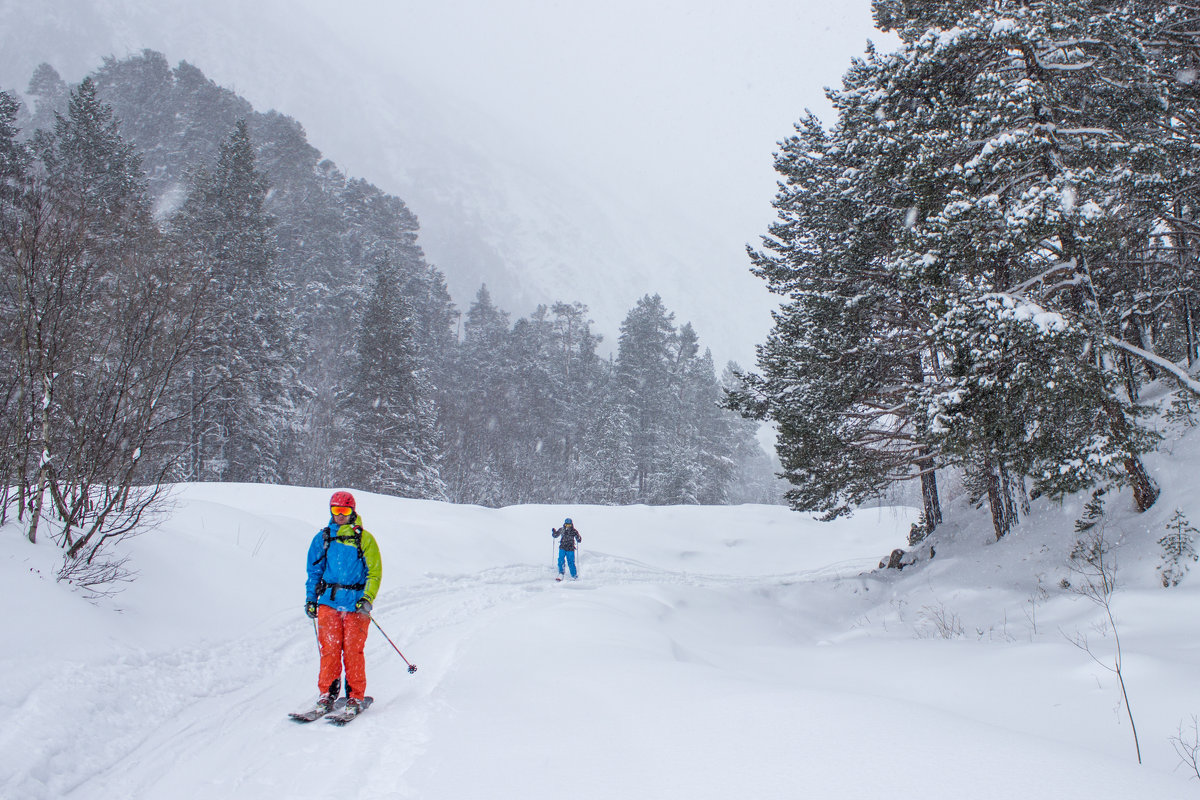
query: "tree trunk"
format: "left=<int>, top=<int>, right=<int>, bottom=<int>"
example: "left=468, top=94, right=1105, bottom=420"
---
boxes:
left=1103, top=398, right=1159, bottom=512
left=1184, top=291, right=1198, bottom=368
left=1065, top=251, right=1160, bottom=513
left=1120, top=350, right=1138, bottom=403
left=26, top=468, right=46, bottom=544
left=918, top=450, right=942, bottom=533
left=985, top=458, right=1018, bottom=541
left=26, top=372, right=55, bottom=544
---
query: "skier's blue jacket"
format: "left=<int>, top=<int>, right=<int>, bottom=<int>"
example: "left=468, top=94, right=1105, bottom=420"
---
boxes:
left=306, top=514, right=382, bottom=612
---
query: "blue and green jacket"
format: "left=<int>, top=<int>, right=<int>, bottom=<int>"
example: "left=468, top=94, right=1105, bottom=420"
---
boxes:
left=305, top=513, right=382, bottom=612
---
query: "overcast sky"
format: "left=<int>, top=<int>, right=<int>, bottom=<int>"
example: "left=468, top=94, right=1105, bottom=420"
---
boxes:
left=298, top=0, right=898, bottom=365
left=306, top=0, right=892, bottom=245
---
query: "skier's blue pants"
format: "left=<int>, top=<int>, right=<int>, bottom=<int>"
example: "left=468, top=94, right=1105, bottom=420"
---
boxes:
left=557, top=549, right=577, bottom=578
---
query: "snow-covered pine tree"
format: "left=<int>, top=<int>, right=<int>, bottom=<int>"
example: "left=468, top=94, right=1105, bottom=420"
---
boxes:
left=553, top=301, right=614, bottom=500
left=0, top=91, right=27, bottom=181
left=617, top=295, right=766, bottom=506
left=737, top=1, right=1184, bottom=536
left=504, top=306, right=573, bottom=503
left=21, top=63, right=67, bottom=134
left=720, top=363, right=784, bottom=505
left=727, top=104, right=944, bottom=525
left=1092, top=3, right=1200, bottom=388
left=32, top=77, right=151, bottom=250
left=860, top=0, right=1169, bottom=527
left=666, top=329, right=737, bottom=505
left=443, top=285, right=513, bottom=504
left=615, top=294, right=679, bottom=503
left=170, top=119, right=299, bottom=484
left=1158, top=509, right=1199, bottom=588
left=344, top=257, right=446, bottom=500
left=577, top=397, right=637, bottom=505
left=917, top=293, right=1118, bottom=539
left=90, top=51, right=180, bottom=192
left=504, top=311, right=563, bottom=502
left=881, top=2, right=1162, bottom=519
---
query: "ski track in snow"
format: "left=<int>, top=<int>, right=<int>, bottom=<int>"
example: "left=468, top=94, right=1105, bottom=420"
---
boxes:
left=10, top=547, right=872, bottom=800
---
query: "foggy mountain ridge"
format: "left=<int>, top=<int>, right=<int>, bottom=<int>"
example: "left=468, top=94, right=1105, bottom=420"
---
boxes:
left=0, top=0, right=774, bottom=367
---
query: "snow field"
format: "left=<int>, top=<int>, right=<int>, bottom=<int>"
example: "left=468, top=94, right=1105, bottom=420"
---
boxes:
left=2, top=478, right=1197, bottom=798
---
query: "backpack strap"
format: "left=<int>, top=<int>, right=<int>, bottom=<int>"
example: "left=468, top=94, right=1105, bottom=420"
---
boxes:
left=313, top=524, right=368, bottom=602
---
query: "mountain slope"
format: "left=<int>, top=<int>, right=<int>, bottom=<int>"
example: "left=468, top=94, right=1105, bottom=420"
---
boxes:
left=0, top=0, right=777, bottom=364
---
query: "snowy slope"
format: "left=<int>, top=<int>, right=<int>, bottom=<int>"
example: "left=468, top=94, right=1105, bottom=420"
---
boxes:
left=4, top=460, right=1199, bottom=798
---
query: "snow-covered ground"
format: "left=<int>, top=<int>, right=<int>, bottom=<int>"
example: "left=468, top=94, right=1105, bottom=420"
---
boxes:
left=3, top=430, right=1200, bottom=798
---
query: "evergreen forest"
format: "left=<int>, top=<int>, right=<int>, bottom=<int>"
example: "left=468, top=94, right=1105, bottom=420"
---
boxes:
left=0, top=52, right=778, bottom=568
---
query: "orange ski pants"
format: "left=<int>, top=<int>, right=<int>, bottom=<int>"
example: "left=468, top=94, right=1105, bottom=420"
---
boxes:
left=316, top=604, right=370, bottom=699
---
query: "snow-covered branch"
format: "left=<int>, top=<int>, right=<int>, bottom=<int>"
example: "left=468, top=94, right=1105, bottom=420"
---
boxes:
left=1106, top=337, right=1200, bottom=397
left=1008, top=259, right=1079, bottom=296
left=1035, top=59, right=1097, bottom=73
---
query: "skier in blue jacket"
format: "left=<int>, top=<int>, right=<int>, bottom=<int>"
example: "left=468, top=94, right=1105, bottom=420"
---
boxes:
left=305, top=490, right=382, bottom=713
left=552, top=517, right=581, bottom=580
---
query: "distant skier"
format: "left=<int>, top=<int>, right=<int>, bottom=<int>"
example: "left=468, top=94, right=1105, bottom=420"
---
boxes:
left=305, top=490, right=382, bottom=715
left=552, top=517, right=582, bottom=581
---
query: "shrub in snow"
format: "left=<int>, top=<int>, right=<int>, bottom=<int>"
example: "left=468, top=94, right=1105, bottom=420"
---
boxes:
left=1158, top=509, right=1199, bottom=588
left=1166, top=390, right=1199, bottom=432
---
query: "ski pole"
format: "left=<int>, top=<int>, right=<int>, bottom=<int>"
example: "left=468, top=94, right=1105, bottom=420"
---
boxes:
left=371, top=616, right=418, bottom=674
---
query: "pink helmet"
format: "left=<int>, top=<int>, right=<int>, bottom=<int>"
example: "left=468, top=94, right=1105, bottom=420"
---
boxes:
left=329, top=490, right=356, bottom=509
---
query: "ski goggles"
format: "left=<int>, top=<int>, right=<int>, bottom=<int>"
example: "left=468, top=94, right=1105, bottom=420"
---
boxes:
left=330, top=506, right=354, bottom=516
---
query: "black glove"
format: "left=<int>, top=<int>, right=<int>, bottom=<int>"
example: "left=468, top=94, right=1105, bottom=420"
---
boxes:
left=305, top=601, right=318, bottom=619
left=355, top=597, right=373, bottom=615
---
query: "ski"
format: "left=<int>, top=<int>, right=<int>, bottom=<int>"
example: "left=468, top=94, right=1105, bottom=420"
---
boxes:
left=288, top=697, right=340, bottom=723
left=326, top=696, right=373, bottom=725
left=289, top=707, right=328, bottom=723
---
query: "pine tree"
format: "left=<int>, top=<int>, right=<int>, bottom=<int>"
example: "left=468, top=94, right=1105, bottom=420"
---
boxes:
left=859, top=1, right=1167, bottom=522
left=1158, top=509, right=1199, bottom=588
left=506, top=309, right=567, bottom=502
left=0, top=91, right=28, bottom=181
left=344, top=258, right=446, bottom=499
left=738, top=1, right=1176, bottom=536
left=720, top=363, right=784, bottom=505
left=170, top=120, right=299, bottom=483
left=577, top=398, right=636, bottom=505
left=727, top=107, right=944, bottom=524
left=615, top=294, right=678, bottom=502
left=917, top=293, right=1117, bottom=539
left=545, top=301, right=606, bottom=500
left=32, top=76, right=151, bottom=248
left=444, top=285, right=513, bottom=504
left=23, top=63, right=67, bottom=133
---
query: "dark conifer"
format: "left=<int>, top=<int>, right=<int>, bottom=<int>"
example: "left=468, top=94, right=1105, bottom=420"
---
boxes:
left=345, top=258, right=446, bottom=499
left=170, top=120, right=298, bottom=483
